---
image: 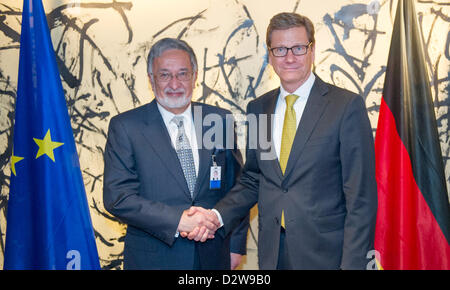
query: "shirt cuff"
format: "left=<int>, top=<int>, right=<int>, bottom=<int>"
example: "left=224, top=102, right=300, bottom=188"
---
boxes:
left=211, top=209, right=224, bottom=228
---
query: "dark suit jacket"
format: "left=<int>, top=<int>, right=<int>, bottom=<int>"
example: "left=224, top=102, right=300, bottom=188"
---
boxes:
left=215, top=75, right=377, bottom=269
left=103, top=100, right=248, bottom=270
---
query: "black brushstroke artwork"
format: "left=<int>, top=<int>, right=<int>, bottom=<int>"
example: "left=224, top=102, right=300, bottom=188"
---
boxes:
left=0, top=1, right=448, bottom=269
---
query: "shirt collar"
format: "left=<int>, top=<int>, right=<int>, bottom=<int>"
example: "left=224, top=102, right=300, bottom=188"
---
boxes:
left=279, top=72, right=316, bottom=102
left=157, top=102, right=193, bottom=128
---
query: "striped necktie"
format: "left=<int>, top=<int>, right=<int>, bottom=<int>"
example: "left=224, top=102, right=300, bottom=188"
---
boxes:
left=279, top=94, right=299, bottom=228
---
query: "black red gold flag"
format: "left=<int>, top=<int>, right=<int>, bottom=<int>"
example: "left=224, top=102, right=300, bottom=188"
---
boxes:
left=374, top=0, right=450, bottom=270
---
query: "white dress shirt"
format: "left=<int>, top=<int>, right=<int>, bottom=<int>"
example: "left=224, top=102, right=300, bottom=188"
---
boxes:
left=157, top=103, right=199, bottom=176
left=157, top=103, right=200, bottom=238
left=272, top=73, right=316, bottom=161
left=213, top=73, right=316, bottom=228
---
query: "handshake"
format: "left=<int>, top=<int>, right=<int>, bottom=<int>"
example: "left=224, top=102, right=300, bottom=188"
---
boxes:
left=177, top=206, right=221, bottom=242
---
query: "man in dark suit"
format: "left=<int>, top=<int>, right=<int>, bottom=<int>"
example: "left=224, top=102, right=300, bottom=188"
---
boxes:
left=103, top=38, right=248, bottom=270
left=186, top=12, right=377, bottom=270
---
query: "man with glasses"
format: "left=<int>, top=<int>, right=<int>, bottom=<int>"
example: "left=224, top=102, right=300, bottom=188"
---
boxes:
left=103, top=38, right=249, bottom=269
left=188, top=12, right=377, bottom=269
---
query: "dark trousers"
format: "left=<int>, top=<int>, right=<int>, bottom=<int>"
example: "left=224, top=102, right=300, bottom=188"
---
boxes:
left=277, top=228, right=292, bottom=270
left=193, top=245, right=201, bottom=270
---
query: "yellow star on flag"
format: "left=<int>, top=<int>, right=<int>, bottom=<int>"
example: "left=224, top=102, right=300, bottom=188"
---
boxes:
left=33, top=129, right=64, bottom=162
left=11, top=150, right=24, bottom=176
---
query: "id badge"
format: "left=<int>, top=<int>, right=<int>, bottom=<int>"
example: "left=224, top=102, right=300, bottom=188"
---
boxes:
left=210, top=154, right=221, bottom=190
left=210, top=166, right=221, bottom=189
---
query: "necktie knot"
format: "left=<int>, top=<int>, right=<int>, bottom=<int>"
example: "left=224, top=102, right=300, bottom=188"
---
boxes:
left=172, top=116, right=184, bottom=128
left=285, top=94, right=299, bottom=109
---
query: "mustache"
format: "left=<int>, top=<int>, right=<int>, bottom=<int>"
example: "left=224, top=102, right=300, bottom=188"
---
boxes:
left=164, top=88, right=185, bottom=94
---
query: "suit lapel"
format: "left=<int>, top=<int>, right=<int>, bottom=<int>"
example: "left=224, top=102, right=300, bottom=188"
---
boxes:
left=283, top=76, right=330, bottom=177
left=260, top=89, right=284, bottom=182
left=140, top=100, right=192, bottom=199
left=192, top=103, right=214, bottom=199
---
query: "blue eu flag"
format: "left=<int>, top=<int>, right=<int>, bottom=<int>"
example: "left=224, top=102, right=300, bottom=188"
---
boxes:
left=4, top=0, right=100, bottom=270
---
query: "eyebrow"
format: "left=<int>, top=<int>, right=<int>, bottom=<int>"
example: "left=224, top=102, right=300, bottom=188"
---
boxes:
left=272, top=43, right=308, bottom=47
left=157, top=68, right=189, bottom=72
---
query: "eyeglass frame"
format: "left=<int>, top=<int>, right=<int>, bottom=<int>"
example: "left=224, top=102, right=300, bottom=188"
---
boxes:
left=269, top=42, right=313, bottom=57
left=151, top=70, right=194, bottom=82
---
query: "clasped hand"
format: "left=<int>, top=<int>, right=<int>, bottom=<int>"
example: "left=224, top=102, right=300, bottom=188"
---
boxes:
left=177, top=207, right=220, bottom=242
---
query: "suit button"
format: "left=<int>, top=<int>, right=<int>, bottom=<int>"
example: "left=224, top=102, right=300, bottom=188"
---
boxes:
left=282, top=188, right=288, bottom=193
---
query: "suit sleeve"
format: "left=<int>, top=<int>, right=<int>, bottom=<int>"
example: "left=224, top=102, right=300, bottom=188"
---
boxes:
left=223, top=117, right=250, bottom=255
left=215, top=102, right=260, bottom=238
left=339, top=95, right=378, bottom=269
left=103, top=116, right=181, bottom=246
left=229, top=213, right=250, bottom=254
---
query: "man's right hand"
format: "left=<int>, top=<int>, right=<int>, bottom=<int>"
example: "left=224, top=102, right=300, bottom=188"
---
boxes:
left=177, top=206, right=220, bottom=242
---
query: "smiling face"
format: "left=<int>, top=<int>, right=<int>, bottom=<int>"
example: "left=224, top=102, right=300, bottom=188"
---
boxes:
left=150, top=49, right=197, bottom=114
left=268, top=26, right=315, bottom=93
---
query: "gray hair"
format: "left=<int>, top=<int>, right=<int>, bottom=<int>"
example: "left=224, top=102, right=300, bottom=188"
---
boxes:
left=147, top=38, right=198, bottom=81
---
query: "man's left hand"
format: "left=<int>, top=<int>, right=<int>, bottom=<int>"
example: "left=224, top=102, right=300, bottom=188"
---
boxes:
left=230, top=253, right=243, bottom=270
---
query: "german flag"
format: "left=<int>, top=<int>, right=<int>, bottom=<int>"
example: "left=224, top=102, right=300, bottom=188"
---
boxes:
left=374, top=0, right=450, bottom=270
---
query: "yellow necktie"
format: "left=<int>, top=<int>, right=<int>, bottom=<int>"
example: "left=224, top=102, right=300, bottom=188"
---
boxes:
left=279, top=94, right=299, bottom=229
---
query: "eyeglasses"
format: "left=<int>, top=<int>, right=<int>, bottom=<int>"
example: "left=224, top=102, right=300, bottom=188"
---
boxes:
left=269, top=42, right=312, bottom=57
left=152, top=71, right=193, bottom=82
